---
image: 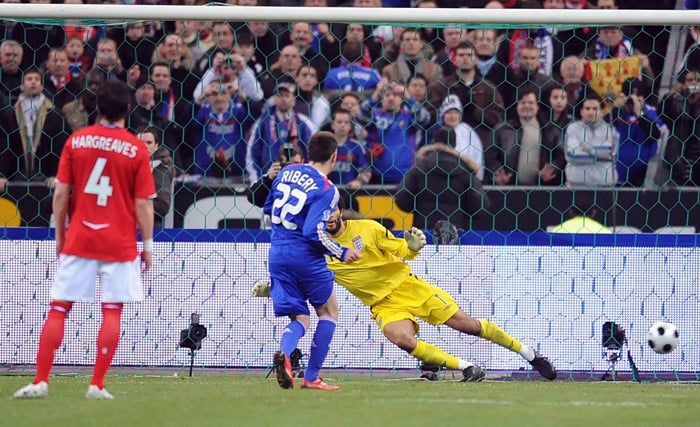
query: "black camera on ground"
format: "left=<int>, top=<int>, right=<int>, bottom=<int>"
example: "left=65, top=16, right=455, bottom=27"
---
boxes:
left=179, top=313, right=207, bottom=351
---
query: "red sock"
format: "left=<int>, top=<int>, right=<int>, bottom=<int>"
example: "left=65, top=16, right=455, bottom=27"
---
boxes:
left=35, top=301, right=72, bottom=384
left=90, top=303, right=123, bottom=389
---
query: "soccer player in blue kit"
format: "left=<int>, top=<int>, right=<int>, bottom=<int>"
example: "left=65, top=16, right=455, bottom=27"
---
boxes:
left=264, top=131, right=362, bottom=391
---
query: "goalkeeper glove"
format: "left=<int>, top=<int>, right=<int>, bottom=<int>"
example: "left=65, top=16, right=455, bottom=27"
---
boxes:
left=252, top=279, right=271, bottom=297
left=404, top=227, right=426, bottom=252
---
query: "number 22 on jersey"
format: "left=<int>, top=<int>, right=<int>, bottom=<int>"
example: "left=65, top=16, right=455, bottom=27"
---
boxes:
left=84, top=157, right=114, bottom=207
left=271, top=182, right=307, bottom=230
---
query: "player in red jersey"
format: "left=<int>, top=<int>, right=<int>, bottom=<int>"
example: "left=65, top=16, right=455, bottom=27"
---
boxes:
left=14, top=80, right=156, bottom=400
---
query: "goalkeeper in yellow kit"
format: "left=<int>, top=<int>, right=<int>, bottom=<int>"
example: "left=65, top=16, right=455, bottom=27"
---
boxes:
left=255, top=203, right=557, bottom=381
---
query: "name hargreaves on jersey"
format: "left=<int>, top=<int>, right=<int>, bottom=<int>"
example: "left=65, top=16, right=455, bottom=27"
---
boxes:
left=70, top=134, right=140, bottom=158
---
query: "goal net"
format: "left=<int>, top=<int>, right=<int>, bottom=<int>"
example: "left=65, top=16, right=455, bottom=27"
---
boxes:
left=0, top=3, right=698, bottom=380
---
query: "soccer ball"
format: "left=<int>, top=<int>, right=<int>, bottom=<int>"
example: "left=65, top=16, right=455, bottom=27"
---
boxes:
left=648, top=321, right=679, bottom=354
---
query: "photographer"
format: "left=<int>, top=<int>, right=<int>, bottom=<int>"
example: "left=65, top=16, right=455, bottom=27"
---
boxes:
left=609, top=78, right=665, bottom=187
left=246, top=143, right=304, bottom=209
left=193, top=51, right=263, bottom=105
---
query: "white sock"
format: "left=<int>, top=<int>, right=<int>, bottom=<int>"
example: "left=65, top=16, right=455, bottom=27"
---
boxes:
left=457, top=359, right=475, bottom=370
left=519, top=345, right=536, bottom=362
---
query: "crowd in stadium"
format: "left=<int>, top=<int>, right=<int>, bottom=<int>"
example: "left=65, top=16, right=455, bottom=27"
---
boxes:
left=1, top=0, right=698, bottom=196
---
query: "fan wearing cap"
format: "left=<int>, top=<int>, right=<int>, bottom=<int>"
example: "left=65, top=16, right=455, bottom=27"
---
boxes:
left=436, top=96, right=484, bottom=181
left=246, top=78, right=319, bottom=183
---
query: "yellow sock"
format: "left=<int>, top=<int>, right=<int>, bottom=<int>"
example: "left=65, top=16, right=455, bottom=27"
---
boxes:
left=478, top=319, right=523, bottom=353
left=409, top=340, right=460, bottom=370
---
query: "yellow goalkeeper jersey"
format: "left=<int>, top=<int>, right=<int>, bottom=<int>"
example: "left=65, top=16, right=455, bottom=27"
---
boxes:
left=326, top=219, right=419, bottom=306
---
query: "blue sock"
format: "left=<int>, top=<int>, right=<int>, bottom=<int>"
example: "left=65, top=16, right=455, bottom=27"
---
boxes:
left=280, top=320, right=306, bottom=358
left=304, top=317, right=336, bottom=381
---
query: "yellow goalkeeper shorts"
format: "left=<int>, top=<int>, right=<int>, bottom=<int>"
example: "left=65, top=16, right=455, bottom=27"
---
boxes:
left=369, top=273, right=459, bottom=334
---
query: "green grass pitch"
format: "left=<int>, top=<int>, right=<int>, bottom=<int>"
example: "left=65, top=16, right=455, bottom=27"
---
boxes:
left=1, top=371, right=699, bottom=427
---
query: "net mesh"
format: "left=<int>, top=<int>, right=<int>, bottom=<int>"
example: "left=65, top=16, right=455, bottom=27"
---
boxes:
left=0, top=4, right=698, bottom=379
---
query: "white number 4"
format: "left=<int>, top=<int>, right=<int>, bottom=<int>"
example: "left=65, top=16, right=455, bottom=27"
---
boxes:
left=85, top=157, right=113, bottom=207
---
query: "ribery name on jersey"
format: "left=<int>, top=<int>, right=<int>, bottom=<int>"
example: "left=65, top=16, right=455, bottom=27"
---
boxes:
left=71, top=135, right=139, bottom=158
left=279, top=170, right=319, bottom=192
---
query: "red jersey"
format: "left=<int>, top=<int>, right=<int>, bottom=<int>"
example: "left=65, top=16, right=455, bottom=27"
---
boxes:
left=55, top=124, right=156, bottom=262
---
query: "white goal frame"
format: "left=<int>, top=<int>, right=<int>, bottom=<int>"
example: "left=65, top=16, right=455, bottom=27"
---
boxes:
left=0, top=4, right=698, bottom=26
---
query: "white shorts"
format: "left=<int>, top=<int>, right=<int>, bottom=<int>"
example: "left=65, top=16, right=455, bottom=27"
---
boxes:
left=52, top=254, right=144, bottom=302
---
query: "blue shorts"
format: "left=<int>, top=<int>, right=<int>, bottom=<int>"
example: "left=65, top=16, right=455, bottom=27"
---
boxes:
left=269, top=244, right=335, bottom=317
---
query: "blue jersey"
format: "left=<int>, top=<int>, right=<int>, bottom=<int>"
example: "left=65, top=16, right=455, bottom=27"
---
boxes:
left=328, top=138, right=369, bottom=185
left=263, top=163, right=346, bottom=260
left=324, top=64, right=382, bottom=93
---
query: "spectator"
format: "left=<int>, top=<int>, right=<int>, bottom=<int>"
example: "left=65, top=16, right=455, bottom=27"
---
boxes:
left=659, top=68, right=700, bottom=186
left=232, top=30, right=267, bottom=91
left=356, top=78, right=431, bottom=185
left=193, top=81, right=252, bottom=183
left=431, top=27, right=469, bottom=77
left=246, top=142, right=305, bottom=210
left=246, top=80, right=319, bottom=183
left=342, top=23, right=383, bottom=69
left=259, top=44, right=303, bottom=99
left=63, top=0, right=100, bottom=45
left=556, top=0, right=596, bottom=57
left=502, top=44, right=553, bottom=120
left=381, top=28, right=442, bottom=91
left=583, top=25, right=655, bottom=99
left=394, top=126, right=489, bottom=231
left=288, top=21, right=339, bottom=83
left=174, top=20, right=215, bottom=65
left=294, top=65, right=331, bottom=129
left=436, top=96, right=484, bottom=181
left=137, top=125, right=173, bottom=228
left=323, top=38, right=382, bottom=101
left=130, top=62, right=197, bottom=175
left=564, top=90, right=619, bottom=187
left=10, top=0, right=65, bottom=70
left=89, top=38, right=127, bottom=83
left=416, top=0, right=444, bottom=53
left=0, top=40, right=24, bottom=105
left=337, top=91, right=367, bottom=143
left=109, top=22, right=157, bottom=73
left=492, top=90, right=565, bottom=186
left=429, top=41, right=504, bottom=183
left=406, top=73, right=436, bottom=127
left=43, top=48, right=83, bottom=110
left=245, top=20, right=283, bottom=75
left=150, top=34, right=200, bottom=101
left=537, top=84, right=572, bottom=186
left=62, top=78, right=100, bottom=133
left=198, top=21, right=237, bottom=73
left=516, top=0, right=568, bottom=77
left=610, top=78, right=665, bottom=187
left=302, top=0, right=344, bottom=66
left=193, top=50, right=263, bottom=104
left=584, top=25, right=633, bottom=61
left=64, top=36, right=92, bottom=81
left=11, top=67, right=69, bottom=185
left=0, top=91, right=22, bottom=191
left=471, top=29, right=508, bottom=88
left=327, top=109, right=371, bottom=189
left=557, top=55, right=587, bottom=111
